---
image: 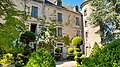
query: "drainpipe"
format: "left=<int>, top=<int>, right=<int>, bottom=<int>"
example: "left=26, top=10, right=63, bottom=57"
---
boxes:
left=42, top=0, right=45, bottom=19
left=24, top=0, right=26, bottom=18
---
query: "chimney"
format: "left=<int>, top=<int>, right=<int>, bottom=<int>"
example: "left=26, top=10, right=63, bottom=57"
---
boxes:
left=57, top=0, right=62, bottom=7
left=73, top=5, right=79, bottom=12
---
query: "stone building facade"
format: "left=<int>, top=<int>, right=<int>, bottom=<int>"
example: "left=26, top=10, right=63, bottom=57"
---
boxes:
left=80, top=0, right=101, bottom=57
left=11, top=0, right=83, bottom=59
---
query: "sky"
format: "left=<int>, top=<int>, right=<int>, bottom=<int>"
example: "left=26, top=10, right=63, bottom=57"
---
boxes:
left=62, top=0, right=84, bottom=10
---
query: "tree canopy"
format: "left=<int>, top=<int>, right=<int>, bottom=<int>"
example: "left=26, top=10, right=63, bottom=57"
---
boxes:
left=89, top=0, right=120, bottom=43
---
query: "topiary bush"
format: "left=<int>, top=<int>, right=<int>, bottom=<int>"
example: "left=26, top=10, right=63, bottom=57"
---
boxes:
left=20, top=31, right=36, bottom=45
left=71, top=36, right=83, bottom=66
left=72, top=36, right=82, bottom=47
left=74, top=48, right=81, bottom=52
left=54, top=47, right=61, bottom=61
left=68, top=48, right=74, bottom=53
left=20, top=31, right=36, bottom=57
left=74, top=52, right=82, bottom=57
left=67, top=48, right=74, bottom=60
left=55, top=47, right=61, bottom=53
left=26, top=48, right=55, bottom=67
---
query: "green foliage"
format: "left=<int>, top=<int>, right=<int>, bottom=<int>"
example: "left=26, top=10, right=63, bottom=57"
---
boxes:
left=0, top=53, right=14, bottom=67
left=74, top=47, right=83, bottom=65
left=26, top=48, right=55, bottom=67
left=72, top=36, right=82, bottom=47
left=82, top=39, right=120, bottom=67
left=67, top=54, right=74, bottom=60
left=74, top=52, right=82, bottom=57
left=71, top=36, right=83, bottom=66
left=74, top=55, right=82, bottom=64
left=20, top=31, right=35, bottom=45
left=55, top=47, right=61, bottom=53
left=0, top=0, right=25, bottom=54
left=67, top=48, right=74, bottom=60
left=90, top=42, right=101, bottom=57
left=80, top=54, right=86, bottom=61
left=68, top=48, right=74, bottom=53
left=89, top=0, right=120, bottom=43
left=15, top=53, right=28, bottom=67
left=61, top=35, right=71, bottom=46
left=74, top=48, right=81, bottom=52
left=36, top=18, right=57, bottom=51
left=0, top=18, right=24, bottom=53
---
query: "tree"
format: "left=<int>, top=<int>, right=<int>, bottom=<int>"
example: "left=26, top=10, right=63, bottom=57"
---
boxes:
left=89, top=0, right=120, bottom=44
left=20, top=31, right=35, bottom=56
left=90, top=42, right=101, bottom=57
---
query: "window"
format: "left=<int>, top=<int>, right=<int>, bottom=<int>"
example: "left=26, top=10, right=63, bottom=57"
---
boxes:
left=85, top=21, right=87, bottom=27
left=58, top=27, right=62, bottom=37
left=76, top=17, right=80, bottom=25
left=76, top=30, right=80, bottom=36
left=84, top=10, right=87, bottom=16
left=86, top=32, right=88, bottom=38
left=30, top=24, right=37, bottom=34
left=31, top=6, right=38, bottom=18
left=58, top=13, right=62, bottom=22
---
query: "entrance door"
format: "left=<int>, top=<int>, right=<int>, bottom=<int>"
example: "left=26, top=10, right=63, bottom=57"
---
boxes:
left=30, top=24, right=37, bottom=34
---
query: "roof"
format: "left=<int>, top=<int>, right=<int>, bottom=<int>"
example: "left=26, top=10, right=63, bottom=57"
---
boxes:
left=45, top=0, right=68, bottom=9
left=80, top=1, right=90, bottom=9
left=45, top=0, right=82, bottom=15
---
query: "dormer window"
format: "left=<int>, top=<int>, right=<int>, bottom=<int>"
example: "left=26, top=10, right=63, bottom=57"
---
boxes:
left=57, top=0, right=62, bottom=7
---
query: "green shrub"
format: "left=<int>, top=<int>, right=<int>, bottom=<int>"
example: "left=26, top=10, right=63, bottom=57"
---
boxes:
left=15, top=53, right=28, bottom=66
left=74, top=56, right=82, bottom=63
left=90, top=42, right=101, bottom=57
left=67, top=48, right=74, bottom=60
left=82, top=39, right=120, bottom=67
left=55, top=54, right=61, bottom=61
left=74, top=52, right=82, bottom=57
left=80, top=54, right=86, bottom=60
left=68, top=48, right=74, bottom=53
left=55, top=47, right=61, bottom=53
left=67, top=54, right=75, bottom=60
left=20, top=31, right=36, bottom=45
left=0, top=53, right=14, bottom=67
left=26, top=48, right=55, bottom=67
left=74, top=48, right=81, bottom=52
left=72, top=36, right=82, bottom=46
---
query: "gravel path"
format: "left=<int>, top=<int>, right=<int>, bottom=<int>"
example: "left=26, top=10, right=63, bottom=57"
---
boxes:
left=56, top=61, right=77, bottom=67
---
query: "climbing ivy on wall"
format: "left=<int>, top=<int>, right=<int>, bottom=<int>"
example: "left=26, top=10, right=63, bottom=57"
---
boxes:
left=0, top=0, right=25, bottom=53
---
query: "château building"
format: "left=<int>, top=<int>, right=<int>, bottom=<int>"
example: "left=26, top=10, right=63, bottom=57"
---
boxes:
left=80, top=0, right=101, bottom=57
left=11, top=0, right=83, bottom=59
